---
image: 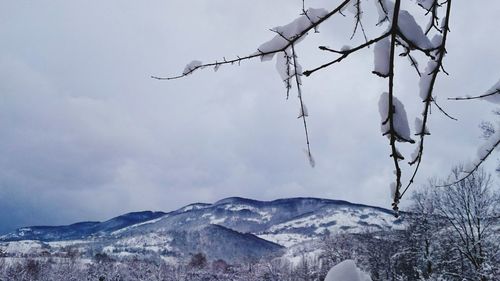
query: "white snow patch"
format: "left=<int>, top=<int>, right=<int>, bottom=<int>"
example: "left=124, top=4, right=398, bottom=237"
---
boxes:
left=183, top=60, right=202, bottom=75
left=210, top=216, right=226, bottom=224
left=103, top=246, right=115, bottom=253
left=373, top=37, right=391, bottom=77
left=111, top=215, right=166, bottom=235
left=3, top=240, right=45, bottom=254
left=47, top=240, right=88, bottom=247
left=113, top=233, right=173, bottom=253
left=161, top=255, right=178, bottom=265
left=286, top=247, right=323, bottom=266
left=419, top=59, right=438, bottom=100
left=325, top=260, right=372, bottom=281
left=276, top=48, right=293, bottom=87
left=398, top=10, right=432, bottom=50
left=266, top=207, right=402, bottom=247
left=223, top=204, right=272, bottom=222
left=414, top=117, right=429, bottom=135
left=258, top=233, right=310, bottom=248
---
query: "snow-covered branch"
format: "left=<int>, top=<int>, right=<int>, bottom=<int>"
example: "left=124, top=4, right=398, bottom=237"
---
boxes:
left=151, top=0, right=500, bottom=215
left=440, top=78, right=500, bottom=187
left=401, top=0, right=452, bottom=200
left=152, top=1, right=351, bottom=81
left=448, top=89, right=500, bottom=102
left=303, top=31, right=391, bottom=77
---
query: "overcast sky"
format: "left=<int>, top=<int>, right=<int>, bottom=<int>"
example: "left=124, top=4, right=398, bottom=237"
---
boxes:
left=0, top=0, right=499, bottom=234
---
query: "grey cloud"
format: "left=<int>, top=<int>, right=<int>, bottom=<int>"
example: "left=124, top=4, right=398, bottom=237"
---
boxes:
left=0, top=0, right=499, bottom=233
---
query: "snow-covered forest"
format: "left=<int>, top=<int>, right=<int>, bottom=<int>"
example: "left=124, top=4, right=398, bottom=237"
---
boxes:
left=1, top=168, right=498, bottom=281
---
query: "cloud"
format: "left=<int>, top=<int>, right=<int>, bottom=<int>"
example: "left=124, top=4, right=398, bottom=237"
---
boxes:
left=0, top=0, right=499, bottom=233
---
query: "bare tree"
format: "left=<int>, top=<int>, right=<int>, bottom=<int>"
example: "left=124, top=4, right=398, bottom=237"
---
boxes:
left=407, top=184, right=439, bottom=278
left=433, top=167, right=500, bottom=280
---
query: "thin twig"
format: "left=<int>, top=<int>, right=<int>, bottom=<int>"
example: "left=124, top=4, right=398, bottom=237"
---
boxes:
left=437, top=137, right=500, bottom=187
left=395, top=31, right=438, bottom=59
left=303, top=32, right=390, bottom=77
left=433, top=99, right=458, bottom=121
left=350, top=0, right=369, bottom=43
left=448, top=89, right=500, bottom=101
left=376, top=0, right=389, bottom=25
left=291, top=44, right=313, bottom=166
left=421, top=1, right=442, bottom=35
left=398, top=45, right=422, bottom=77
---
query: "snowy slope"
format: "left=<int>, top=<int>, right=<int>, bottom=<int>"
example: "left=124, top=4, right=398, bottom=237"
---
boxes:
left=258, top=203, right=403, bottom=246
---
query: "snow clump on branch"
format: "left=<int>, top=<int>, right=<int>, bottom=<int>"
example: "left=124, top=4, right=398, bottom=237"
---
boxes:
left=183, top=60, right=203, bottom=75
left=256, top=8, right=328, bottom=61
left=398, top=10, right=433, bottom=49
left=379, top=92, right=414, bottom=143
left=373, top=37, right=391, bottom=77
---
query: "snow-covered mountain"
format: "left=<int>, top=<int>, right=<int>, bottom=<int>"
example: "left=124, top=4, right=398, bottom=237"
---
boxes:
left=0, top=211, right=166, bottom=242
left=0, top=197, right=403, bottom=263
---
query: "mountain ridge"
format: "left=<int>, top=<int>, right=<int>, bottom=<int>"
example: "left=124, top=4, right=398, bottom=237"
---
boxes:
left=0, top=197, right=403, bottom=263
left=1, top=197, right=395, bottom=242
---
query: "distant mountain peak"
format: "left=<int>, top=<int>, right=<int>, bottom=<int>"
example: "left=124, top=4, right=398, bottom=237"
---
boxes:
left=213, top=197, right=262, bottom=206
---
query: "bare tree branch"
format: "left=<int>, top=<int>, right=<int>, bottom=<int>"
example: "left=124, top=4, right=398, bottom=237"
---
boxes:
left=395, top=31, right=438, bottom=59
left=448, top=89, right=500, bottom=101
left=291, top=44, right=314, bottom=167
left=303, top=32, right=391, bottom=77
left=388, top=0, right=403, bottom=214
left=350, top=0, right=369, bottom=42
left=438, top=137, right=500, bottom=187
left=151, top=0, right=352, bottom=80
left=400, top=0, right=452, bottom=200
left=433, top=98, right=458, bottom=121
